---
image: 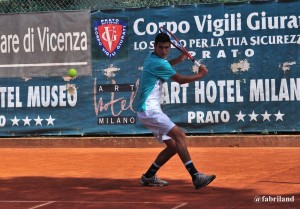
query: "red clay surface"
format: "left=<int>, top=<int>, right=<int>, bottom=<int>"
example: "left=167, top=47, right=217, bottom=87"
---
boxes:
left=0, top=147, right=299, bottom=209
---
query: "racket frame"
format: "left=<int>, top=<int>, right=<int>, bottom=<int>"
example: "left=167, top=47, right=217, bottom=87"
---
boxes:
left=159, top=27, right=201, bottom=67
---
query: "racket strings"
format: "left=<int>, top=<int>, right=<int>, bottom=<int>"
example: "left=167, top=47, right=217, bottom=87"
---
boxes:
left=160, top=28, right=183, bottom=48
left=159, top=27, right=198, bottom=64
left=170, top=40, right=182, bottom=48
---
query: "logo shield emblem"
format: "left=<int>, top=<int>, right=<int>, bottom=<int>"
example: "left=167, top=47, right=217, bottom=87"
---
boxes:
left=93, top=19, right=127, bottom=58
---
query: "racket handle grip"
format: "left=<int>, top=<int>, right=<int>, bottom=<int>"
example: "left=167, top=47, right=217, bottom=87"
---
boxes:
left=194, top=60, right=201, bottom=67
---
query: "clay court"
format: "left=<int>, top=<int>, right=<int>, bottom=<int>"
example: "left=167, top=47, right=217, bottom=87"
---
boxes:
left=0, top=136, right=299, bottom=209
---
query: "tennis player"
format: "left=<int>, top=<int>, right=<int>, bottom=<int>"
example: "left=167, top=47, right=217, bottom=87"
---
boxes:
left=137, top=32, right=216, bottom=190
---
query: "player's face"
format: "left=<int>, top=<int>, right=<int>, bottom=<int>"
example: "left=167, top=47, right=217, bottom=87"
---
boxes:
left=154, top=42, right=171, bottom=58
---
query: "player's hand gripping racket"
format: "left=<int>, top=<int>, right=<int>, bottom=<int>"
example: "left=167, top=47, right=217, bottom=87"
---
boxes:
left=159, top=26, right=201, bottom=67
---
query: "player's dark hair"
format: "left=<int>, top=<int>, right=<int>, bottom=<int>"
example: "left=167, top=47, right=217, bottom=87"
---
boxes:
left=155, top=33, right=170, bottom=44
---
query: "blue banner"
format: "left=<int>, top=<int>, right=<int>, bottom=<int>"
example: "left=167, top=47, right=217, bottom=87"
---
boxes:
left=0, top=1, right=299, bottom=136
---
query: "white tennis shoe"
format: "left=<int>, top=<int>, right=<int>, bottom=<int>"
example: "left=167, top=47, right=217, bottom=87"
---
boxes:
left=140, top=174, right=168, bottom=186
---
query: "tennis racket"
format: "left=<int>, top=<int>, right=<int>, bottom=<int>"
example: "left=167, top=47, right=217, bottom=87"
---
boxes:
left=159, top=26, right=201, bottom=67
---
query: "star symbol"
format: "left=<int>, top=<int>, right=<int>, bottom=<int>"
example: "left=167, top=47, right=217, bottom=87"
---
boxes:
left=22, top=116, right=32, bottom=126
left=11, top=116, right=20, bottom=126
left=248, top=111, right=259, bottom=121
left=34, top=115, right=43, bottom=126
left=46, top=115, right=55, bottom=126
left=274, top=110, right=284, bottom=121
left=235, top=111, right=246, bottom=122
left=261, top=111, right=272, bottom=121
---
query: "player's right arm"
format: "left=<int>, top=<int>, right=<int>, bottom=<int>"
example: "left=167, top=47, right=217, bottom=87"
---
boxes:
left=171, top=64, right=208, bottom=84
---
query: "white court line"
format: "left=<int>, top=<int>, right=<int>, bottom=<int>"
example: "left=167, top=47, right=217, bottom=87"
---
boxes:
left=171, top=203, right=188, bottom=209
left=0, top=201, right=188, bottom=209
left=28, top=201, right=55, bottom=209
left=1, top=201, right=185, bottom=203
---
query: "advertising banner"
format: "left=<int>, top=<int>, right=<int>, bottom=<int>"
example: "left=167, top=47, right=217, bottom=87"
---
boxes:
left=0, top=11, right=91, bottom=78
left=0, top=1, right=299, bottom=136
left=0, top=11, right=91, bottom=136
left=91, top=1, right=299, bottom=135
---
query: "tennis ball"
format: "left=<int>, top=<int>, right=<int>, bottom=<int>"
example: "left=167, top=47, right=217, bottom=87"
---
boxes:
left=68, top=68, right=77, bottom=77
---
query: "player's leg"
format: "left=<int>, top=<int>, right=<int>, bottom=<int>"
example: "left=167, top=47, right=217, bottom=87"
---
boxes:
left=137, top=111, right=175, bottom=186
left=137, top=111, right=215, bottom=189
left=154, top=139, right=177, bottom=166
left=167, top=125, right=192, bottom=164
left=167, top=125, right=199, bottom=179
left=140, top=139, right=176, bottom=186
left=167, top=125, right=216, bottom=189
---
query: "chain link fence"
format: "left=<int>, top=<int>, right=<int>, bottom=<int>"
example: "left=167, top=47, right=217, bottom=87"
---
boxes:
left=0, top=0, right=279, bottom=13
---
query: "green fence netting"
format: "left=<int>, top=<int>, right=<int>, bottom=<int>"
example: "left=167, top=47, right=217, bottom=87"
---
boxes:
left=0, top=0, right=282, bottom=13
